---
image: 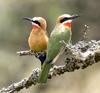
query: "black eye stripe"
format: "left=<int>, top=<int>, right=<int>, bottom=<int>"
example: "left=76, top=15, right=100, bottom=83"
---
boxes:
left=32, top=20, right=41, bottom=26
left=60, top=17, right=71, bottom=23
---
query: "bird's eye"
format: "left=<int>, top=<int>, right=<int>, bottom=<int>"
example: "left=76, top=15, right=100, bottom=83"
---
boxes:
left=33, top=20, right=41, bottom=26
left=60, top=17, right=70, bottom=23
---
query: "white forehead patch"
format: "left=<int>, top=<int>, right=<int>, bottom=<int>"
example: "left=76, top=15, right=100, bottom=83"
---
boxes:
left=60, top=14, right=71, bottom=18
left=58, top=14, right=73, bottom=24
left=32, top=17, right=42, bottom=21
left=31, top=17, right=41, bottom=26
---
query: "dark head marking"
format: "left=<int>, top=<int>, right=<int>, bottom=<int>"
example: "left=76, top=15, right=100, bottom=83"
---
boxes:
left=32, top=20, right=41, bottom=26
left=60, top=17, right=71, bottom=23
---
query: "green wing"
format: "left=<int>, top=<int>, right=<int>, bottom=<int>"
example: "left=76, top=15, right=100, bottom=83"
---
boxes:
left=46, top=25, right=72, bottom=61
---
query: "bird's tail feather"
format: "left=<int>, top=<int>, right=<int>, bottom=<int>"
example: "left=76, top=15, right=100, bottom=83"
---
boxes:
left=38, top=61, right=52, bottom=83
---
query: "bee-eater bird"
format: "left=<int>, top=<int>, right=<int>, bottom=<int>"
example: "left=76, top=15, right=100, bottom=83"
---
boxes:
left=24, top=17, right=48, bottom=64
left=39, top=14, right=79, bottom=83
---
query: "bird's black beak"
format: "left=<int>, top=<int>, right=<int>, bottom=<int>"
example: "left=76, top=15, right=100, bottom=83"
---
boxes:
left=23, top=17, right=33, bottom=22
left=71, top=14, right=80, bottom=19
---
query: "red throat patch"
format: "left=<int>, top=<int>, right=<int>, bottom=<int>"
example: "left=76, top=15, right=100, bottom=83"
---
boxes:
left=64, top=22, right=71, bottom=28
left=32, top=24, right=39, bottom=31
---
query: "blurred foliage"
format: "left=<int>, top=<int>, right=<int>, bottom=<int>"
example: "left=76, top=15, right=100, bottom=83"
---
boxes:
left=0, top=0, right=100, bottom=93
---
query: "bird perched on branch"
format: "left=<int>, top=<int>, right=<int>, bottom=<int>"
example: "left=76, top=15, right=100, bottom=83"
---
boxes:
left=24, top=17, right=48, bottom=64
left=39, top=14, right=79, bottom=83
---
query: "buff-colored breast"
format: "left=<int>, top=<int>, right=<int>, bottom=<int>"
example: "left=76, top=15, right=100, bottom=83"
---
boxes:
left=28, top=29, right=48, bottom=52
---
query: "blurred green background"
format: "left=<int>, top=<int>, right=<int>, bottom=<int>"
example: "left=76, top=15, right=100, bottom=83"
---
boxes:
left=0, top=0, right=100, bottom=93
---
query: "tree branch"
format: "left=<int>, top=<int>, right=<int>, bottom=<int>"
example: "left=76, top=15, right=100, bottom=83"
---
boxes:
left=0, top=40, right=100, bottom=93
left=16, top=50, right=45, bottom=57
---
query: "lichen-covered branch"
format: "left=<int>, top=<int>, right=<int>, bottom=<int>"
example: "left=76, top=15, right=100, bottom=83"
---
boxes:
left=0, top=40, right=100, bottom=93
left=17, top=50, right=35, bottom=56
left=16, top=50, right=44, bottom=57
